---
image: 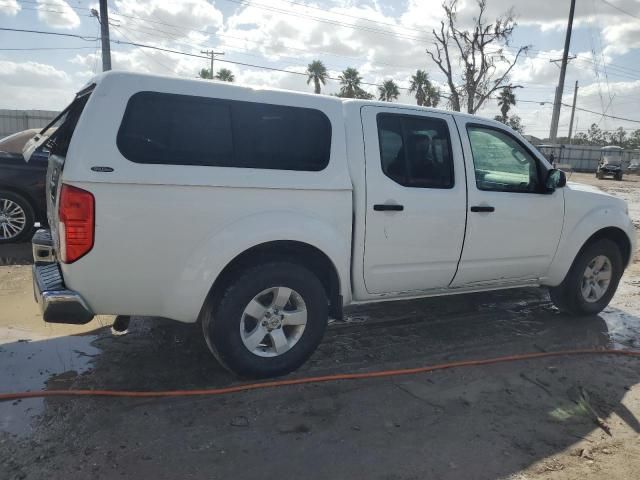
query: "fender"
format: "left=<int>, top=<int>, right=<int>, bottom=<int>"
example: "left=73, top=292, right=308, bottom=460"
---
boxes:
left=162, top=210, right=352, bottom=323
left=544, top=204, right=635, bottom=286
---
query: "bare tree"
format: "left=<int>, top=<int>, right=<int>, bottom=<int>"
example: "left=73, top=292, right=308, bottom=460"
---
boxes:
left=427, top=0, right=528, bottom=114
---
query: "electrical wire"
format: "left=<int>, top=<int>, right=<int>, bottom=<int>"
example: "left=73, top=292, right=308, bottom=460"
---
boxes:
left=599, top=0, right=640, bottom=20
left=0, top=26, right=98, bottom=41
left=3, top=26, right=640, bottom=124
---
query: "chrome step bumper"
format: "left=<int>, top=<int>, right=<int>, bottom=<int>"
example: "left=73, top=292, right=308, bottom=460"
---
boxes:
left=32, top=230, right=94, bottom=325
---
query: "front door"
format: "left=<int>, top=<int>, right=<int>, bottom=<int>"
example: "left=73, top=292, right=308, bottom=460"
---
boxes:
left=451, top=118, right=564, bottom=287
left=362, top=106, right=467, bottom=294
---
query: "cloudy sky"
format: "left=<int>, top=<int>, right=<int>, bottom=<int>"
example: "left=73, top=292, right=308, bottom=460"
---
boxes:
left=1, top=0, right=640, bottom=138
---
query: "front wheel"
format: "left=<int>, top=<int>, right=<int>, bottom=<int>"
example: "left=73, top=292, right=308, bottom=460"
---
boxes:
left=202, top=262, right=328, bottom=378
left=549, top=239, right=623, bottom=316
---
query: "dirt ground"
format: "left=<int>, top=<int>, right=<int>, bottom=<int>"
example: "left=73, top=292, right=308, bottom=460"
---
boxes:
left=1, top=172, right=639, bottom=480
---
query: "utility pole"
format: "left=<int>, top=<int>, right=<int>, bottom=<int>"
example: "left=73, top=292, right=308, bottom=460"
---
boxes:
left=567, top=80, right=579, bottom=144
left=549, top=0, right=576, bottom=144
left=200, top=50, right=224, bottom=79
left=98, top=0, right=111, bottom=71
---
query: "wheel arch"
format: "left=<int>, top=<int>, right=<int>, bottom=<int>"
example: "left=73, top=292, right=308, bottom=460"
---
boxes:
left=546, top=222, right=634, bottom=287
left=0, top=184, right=38, bottom=212
left=203, top=240, right=343, bottom=321
left=580, top=227, right=632, bottom=267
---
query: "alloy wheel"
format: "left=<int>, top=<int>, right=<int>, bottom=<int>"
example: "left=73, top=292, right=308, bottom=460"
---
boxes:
left=0, top=198, right=27, bottom=240
left=240, top=286, right=308, bottom=357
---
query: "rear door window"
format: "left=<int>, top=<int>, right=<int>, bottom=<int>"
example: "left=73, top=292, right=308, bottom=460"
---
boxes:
left=117, top=92, right=331, bottom=171
left=377, top=113, right=454, bottom=188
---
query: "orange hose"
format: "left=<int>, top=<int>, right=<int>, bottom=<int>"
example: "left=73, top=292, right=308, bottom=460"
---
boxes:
left=1, top=348, right=639, bottom=402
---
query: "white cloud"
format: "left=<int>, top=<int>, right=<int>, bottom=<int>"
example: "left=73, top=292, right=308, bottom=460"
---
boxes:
left=0, top=60, right=74, bottom=109
left=37, top=0, right=81, bottom=30
left=111, top=0, right=223, bottom=44
left=0, top=60, right=71, bottom=88
left=0, top=0, right=20, bottom=16
left=603, top=22, right=640, bottom=56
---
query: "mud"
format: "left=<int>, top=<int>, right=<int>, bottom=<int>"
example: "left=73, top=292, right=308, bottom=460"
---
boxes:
left=0, top=172, right=639, bottom=479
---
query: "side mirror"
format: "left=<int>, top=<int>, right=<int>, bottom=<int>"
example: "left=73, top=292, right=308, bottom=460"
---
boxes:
left=545, top=168, right=566, bottom=191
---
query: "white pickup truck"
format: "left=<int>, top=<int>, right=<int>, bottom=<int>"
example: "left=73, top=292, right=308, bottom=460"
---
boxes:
left=27, top=72, right=635, bottom=378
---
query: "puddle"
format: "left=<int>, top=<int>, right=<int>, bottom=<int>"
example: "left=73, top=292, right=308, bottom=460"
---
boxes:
left=599, top=308, right=640, bottom=349
left=0, top=333, right=101, bottom=437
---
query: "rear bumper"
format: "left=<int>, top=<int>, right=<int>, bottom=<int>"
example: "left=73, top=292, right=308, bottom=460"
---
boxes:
left=31, top=230, right=94, bottom=324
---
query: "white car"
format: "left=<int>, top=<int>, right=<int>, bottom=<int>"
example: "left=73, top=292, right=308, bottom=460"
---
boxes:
left=27, top=72, right=636, bottom=378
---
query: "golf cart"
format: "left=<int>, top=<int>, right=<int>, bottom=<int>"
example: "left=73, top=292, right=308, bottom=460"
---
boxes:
left=596, top=146, right=624, bottom=180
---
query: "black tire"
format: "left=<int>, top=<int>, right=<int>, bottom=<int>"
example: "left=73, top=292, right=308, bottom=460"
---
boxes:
left=549, top=239, right=623, bottom=316
left=616, top=172, right=623, bottom=181
left=202, top=262, right=328, bottom=378
left=0, top=190, right=35, bottom=244
left=596, top=171, right=604, bottom=180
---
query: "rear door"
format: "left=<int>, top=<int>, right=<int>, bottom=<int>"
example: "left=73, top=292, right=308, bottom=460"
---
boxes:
left=361, top=106, right=467, bottom=294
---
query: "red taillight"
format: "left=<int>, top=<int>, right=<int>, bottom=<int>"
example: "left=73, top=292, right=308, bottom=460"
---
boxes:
left=58, top=184, right=94, bottom=263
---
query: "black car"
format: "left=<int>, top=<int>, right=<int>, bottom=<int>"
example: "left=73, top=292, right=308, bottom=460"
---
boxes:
left=0, top=129, right=50, bottom=243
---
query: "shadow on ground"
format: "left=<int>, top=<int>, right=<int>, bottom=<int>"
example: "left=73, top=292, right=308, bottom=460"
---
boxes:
left=2, top=287, right=640, bottom=479
left=0, top=242, right=32, bottom=266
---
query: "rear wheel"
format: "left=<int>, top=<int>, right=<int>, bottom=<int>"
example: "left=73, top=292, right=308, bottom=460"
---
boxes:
left=549, top=239, right=623, bottom=316
left=202, top=262, right=328, bottom=378
left=0, top=190, right=34, bottom=244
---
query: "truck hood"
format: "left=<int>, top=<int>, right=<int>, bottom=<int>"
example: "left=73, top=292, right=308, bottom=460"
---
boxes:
left=565, top=181, right=610, bottom=196
left=565, top=181, right=627, bottom=210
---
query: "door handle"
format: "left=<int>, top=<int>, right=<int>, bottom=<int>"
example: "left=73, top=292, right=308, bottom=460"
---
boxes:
left=470, top=205, right=495, bottom=213
left=373, top=204, right=404, bottom=212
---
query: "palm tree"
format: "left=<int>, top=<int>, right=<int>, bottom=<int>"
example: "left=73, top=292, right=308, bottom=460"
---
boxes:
left=215, top=68, right=235, bottom=82
left=306, top=60, right=327, bottom=94
left=337, top=67, right=373, bottom=99
left=409, top=70, right=440, bottom=107
left=378, top=79, right=400, bottom=102
left=497, top=86, right=516, bottom=122
left=425, top=83, right=440, bottom=108
left=409, top=70, right=429, bottom=106
left=198, top=68, right=213, bottom=80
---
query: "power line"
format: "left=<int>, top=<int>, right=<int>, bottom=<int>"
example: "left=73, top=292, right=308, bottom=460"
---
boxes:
left=599, top=0, right=640, bottom=20
left=0, top=26, right=98, bottom=40
left=4, top=25, right=640, bottom=125
left=519, top=99, right=640, bottom=124
left=97, top=0, right=640, bottom=82
left=0, top=46, right=97, bottom=51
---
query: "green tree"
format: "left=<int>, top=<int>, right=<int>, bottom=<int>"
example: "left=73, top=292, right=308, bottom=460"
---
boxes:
left=497, top=86, right=516, bottom=122
left=613, top=126, right=627, bottom=145
left=628, top=129, right=640, bottom=149
left=587, top=124, right=604, bottom=145
left=306, top=60, right=328, bottom=94
left=215, top=68, right=235, bottom=82
left=493, top=114, right=524, bottom=133
left=337, top=67, right=373, bottom=99
left=378, top=79, right=400, bottom=102
left=408, top=70, right=439, bottom=107
left=198, top=68, right=213, bottom=80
